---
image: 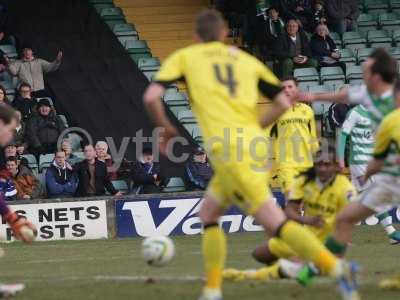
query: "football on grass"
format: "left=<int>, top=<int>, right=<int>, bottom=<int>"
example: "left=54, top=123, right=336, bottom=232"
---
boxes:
left=141, top=236, right=175, bottom=267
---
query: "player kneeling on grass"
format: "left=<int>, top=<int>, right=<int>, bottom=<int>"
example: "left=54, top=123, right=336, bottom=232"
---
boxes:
left=0, top=105, right=37, bottom=298
left=224, top=146, right=356, bottom=284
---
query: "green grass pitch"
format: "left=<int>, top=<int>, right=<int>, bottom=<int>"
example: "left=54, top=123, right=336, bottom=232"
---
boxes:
left=0, top=225, right=399, bottom=300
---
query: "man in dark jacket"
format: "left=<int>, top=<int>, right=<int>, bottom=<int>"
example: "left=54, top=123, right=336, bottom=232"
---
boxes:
left=255, top=7, right=285, bottom=60
left=131, top=147, right=165, bottom=194
left=74, top=144, right=122, bottom=197
left=26, top=98, right=66, bottom=158
left=277, top=19, right=318, bottom=78
left=12, top=83, right=37, bottom=120
left=185, top=148, right=213, bottom=191
left=46, top=150, right=78, bottom=198
left=326, top=0, right=359, bottom=34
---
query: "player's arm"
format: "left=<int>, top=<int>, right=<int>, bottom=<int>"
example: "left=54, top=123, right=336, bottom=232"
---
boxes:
left=143, top=51, right=184, bottom=155
left=302, top=88, right=349, bottom=104
left=257, top=64, right=293, bottom=128
left=365, top=117, right=393, bottom=180
left=0, top=191, right=36, bottom=243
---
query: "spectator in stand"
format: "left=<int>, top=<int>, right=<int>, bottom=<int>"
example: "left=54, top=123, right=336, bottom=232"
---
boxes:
left=74, top=144, right=122, bottom=197
left=5, top=156, right=39, bottom=200
left=26, top=98, right=66, bottom=158
left=310, top=0, right=327, bottom=31
left=46, top=150, right=77, bottom=198
left=287, top=0, right=313, bottom=31
left=0, top=84, right=10, bottom=106
left=131, top=147, right=165, bottom=194
left=2, top=142, right=28, bottom=168
left=12, top=83, right=37, bottom=120
left=0, top=167, right=17, bottom=201
left=256, top=6, right=285, bottom=60
left=95, top=141, right=117, bottom=180
left=14, top=111, right=27, bottom=152
left=277, top=19, right=318, bottom=78
left=310, top=24, right=346, bottom=74
left=61, top=139, right=81, bottom=165
left=5, top=46, right=62, bottom=97
left=326, top=0, right=359, bottom=34
left=185, top=148, right=213, bottom=191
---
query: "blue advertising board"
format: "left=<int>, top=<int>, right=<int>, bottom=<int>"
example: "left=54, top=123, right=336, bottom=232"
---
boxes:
left=115, top=192, right=400, bottom=238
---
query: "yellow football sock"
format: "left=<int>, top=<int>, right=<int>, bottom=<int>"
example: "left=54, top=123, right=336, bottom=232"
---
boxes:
left=268, top=237, right=296, bottom=259
left=279, top=221, right=338, bottom=275
left=254, top=264, right=281, bottom=281
left=202, top=224, right=226, bottom=289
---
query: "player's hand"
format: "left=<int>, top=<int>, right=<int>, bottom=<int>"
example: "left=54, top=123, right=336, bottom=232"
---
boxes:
left=308, top=216, right=325, bottom=228
left=5, top=211, right=37, bottom=243
left=159, top=126, right=179, bottom=156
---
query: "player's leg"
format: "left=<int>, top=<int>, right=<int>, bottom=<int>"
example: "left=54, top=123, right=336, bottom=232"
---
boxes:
left=354, top=169, right=400, bottom=244
left=198, top=192, right=226, bottom=300
left=253, top=200, right=360, bottom=300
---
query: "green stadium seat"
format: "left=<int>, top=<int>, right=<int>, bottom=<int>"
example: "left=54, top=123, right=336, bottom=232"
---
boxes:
left=163, top=90, right=188, bottom=105
left=100, top=7, right=125, bottom=21
left=178, top=109, right=196, bottom=124
left=320, top=66, right=345, bottom=81
left=192, top=126, right=203, bottom=145
left=293, top=67, right=319, bottom=83
left=342, top=32, right=367, bottom=51
left=393, top=28, right=400, bottom=43
left=21, top=154, right=38, bottom=175
left=346, top=65, right=363, bottom=81
left=39, top=154, right=55, bottom=172
left=125, top=40, right=152, bottom=63
left=0, top=44, right=17, bottom=59
left=391, top=0, right=400, bottom=12
left=143, top=70, right=157, bottom=81
left=338, top=48, right=356, bottom=64
left=138, top=57, right=160, bottom=71
left=163, top=177, right=186, bottom=193
left=113, top=23, right=138, bottom=37
left=379, top=12, right=400, bottom=30
left=182, top=123, right=198, bottom=135
left=58, top=115, right=68, bottom=127
left=357, top=48, right=375, bottom=64
left=93, top=3, right=114, bottom=14
left=329, top=32, right=342, bottom=47
left=89, top=0, right=113, bottom=3
left=367, top=30, right=393, bottom=48
left=298, top=81, right=320, bottom=92
left=387, top=47, right=400, bottom=59
left=309, top=85, right=331, bottom=118
left=111, top=180, right=129, bottom=194
left=117, top=35, right=138, bottom=47
left=364, top=0, right=389, bottom=13
left=357, top=13, right=378, bottom=32
left=170, top=104, right=189, bottom=117
left=105, top=19, right=126, bottom=29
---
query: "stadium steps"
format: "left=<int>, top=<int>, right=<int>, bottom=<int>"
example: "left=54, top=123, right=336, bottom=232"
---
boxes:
left=115, top=0, right=207, bottom=60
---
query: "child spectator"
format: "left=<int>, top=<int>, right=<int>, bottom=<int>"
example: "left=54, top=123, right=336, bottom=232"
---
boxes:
left=5, top=156, right=40, bottom=200
left=12, top=83, right=37, bottom=120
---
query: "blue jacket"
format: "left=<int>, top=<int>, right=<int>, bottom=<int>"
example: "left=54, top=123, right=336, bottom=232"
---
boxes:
left=185, top=160, right=213, bottom=191
left=45, top=162, right=78, bottom=198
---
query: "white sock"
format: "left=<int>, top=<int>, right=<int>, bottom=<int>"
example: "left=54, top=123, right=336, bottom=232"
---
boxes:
left=380, top=216, right=396, bottom=235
